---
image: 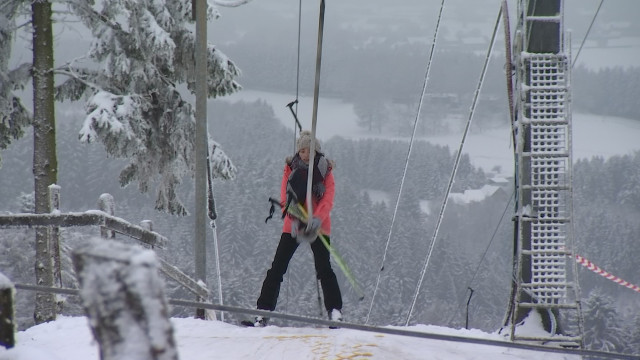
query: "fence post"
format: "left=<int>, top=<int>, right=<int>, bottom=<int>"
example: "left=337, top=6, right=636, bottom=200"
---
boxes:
left=140, top=220, right=154, bottom=249
left=49, top=184, right=62, bottom=288
left=98, top=193, right=115, bottom=239
left=140, top=220, right=153, bottom=232
left=73, top=238, right=178, bottom=360
left=0, top=272, right=15, bottom=349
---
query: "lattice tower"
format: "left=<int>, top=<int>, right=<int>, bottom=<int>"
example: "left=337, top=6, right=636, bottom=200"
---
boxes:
left=508, top=0, right=583, bottom=348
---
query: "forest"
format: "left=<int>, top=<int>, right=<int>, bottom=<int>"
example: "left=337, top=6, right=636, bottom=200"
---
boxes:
left=220, top=20, right=640, bottom=132
left=1, top=99, right=639, bottom=355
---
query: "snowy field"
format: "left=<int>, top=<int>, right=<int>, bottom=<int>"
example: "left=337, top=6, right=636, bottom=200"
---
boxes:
left=0, top=316, right=582, bottom=360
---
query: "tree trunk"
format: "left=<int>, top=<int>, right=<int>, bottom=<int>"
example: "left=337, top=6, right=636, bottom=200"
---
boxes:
left=32, top=0, right=57, bottom=324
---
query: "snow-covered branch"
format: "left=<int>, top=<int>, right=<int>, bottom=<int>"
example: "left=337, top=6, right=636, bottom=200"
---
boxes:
left=209, top=141, right=237, bottom=180
left=5, top=63, right=31, bottom=91
left=54, top=68, right=100, bottom=94
left=65, top=0, right=127, bottom=36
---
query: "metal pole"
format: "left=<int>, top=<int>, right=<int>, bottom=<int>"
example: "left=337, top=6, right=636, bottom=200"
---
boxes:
left=465, top=287, right=474, bottom=329
left=306, top=0, right=325, bottom=221
left=194, top=0, right=208, bottom=319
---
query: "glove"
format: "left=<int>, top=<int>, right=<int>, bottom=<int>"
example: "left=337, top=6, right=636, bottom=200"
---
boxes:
left=305, top=217, right=322, bottom=235
left=291, top=219, right=310, bottom=242
left=291, top=219, right=301, bottom=239
left=292, top=217, right=321, bottom=244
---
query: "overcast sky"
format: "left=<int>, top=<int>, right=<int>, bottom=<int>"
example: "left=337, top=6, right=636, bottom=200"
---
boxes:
left=207, top=0, right=639, bottom=70
left=8, top=0, right=640, bottom=72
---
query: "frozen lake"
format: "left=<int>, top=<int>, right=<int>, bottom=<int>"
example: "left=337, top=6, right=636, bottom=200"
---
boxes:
left=219, top=90, right=640, bottom=176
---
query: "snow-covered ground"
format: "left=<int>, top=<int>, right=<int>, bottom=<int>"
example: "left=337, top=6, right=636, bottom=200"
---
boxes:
left=0, top=315, right=581, bottom=360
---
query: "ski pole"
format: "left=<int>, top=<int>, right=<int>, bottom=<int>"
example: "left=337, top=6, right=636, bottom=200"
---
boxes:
left=286, top=100, right=302, bottom=132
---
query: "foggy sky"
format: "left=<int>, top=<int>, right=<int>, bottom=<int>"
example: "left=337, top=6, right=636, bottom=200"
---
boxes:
left=8, top=0, right=640, bottom=73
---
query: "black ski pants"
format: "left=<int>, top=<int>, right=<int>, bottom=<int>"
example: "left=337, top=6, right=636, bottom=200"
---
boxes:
left=257, top=232, right=342, bottom=313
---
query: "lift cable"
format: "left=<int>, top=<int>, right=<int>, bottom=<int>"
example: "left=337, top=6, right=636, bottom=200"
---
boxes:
left=364, top=0, right=447, bottom=325
left=572, top=0, right=604, bottom=68
left=405, top=4, right=503, bottom=326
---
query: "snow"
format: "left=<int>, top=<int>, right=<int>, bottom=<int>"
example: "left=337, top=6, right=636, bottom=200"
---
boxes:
left=0, top=273, right=12, bottom=290
left=80, top=91, right=132, bottom=143
left=209, top=140, right=238, bottom=180
left=0, top=316, right=581, bottom=360
left=512, top=311, right=556, bottom=339
left=448, top=184, right=500, bottom=205
left=361, top=189, right=390, bottom=205
left=419, top=200, right=432, bottom=215
left=98, top=193, right=115, bottom=215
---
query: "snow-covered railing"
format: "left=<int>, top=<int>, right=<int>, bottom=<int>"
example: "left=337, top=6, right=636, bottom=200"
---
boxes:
left=158, top=258, right=209, bottom=299
left=1, top=188, right=208, bottom=301
left=0, top=189, right=166, bottom=248
left=0, top=211, right=167, bottom=248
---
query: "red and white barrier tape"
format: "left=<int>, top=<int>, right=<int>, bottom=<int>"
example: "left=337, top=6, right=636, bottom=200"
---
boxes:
left=575, top=254, right=640, bottom=294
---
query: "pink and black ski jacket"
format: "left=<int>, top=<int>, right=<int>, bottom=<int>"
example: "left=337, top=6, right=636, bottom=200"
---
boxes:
left=280, top=158, right=335, bottom=236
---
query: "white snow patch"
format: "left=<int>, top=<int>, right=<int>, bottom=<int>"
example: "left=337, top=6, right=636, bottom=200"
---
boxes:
left=419, top=200, right=431, bottom=215
left=513, top=310, right=552, bottom=338
left=449, top=185, right=500, bottom=205
left=0, top=272, right=13, bottom=289
left=361, top=189, right=390, bottom=205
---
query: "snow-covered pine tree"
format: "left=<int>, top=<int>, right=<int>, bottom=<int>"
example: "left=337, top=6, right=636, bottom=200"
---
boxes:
left=56, top=0, right=241, bottom=215
left=627, top=312, right=640, bottom=355
left=582, top=287, right=626, bottom=353
left=0, top=1, right=32, bottom=167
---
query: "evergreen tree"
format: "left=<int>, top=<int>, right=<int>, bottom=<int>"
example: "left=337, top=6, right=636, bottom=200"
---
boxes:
left=617, top=151, right=640, bottom=210
left=582, top=288, right=626, bottom=353
left=573, top=66, right=640, bottom=120
left=2, top=0, right=244, bottom=322
left=55, top=0, right=242, bottom=215
left=0, top=1, right=31, bottom=166
left=627, top=313, right=640, bottom=355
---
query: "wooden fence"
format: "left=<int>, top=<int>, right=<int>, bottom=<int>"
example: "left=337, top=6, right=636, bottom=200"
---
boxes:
left=0, top=186, right=209, bottom=316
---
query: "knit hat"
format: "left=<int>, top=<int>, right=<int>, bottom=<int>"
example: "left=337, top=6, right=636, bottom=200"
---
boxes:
left=296, top=130, right=321, bottom=152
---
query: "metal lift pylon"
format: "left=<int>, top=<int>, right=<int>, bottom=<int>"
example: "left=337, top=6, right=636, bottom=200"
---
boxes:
left=504, top=0, right=584, bottom=348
